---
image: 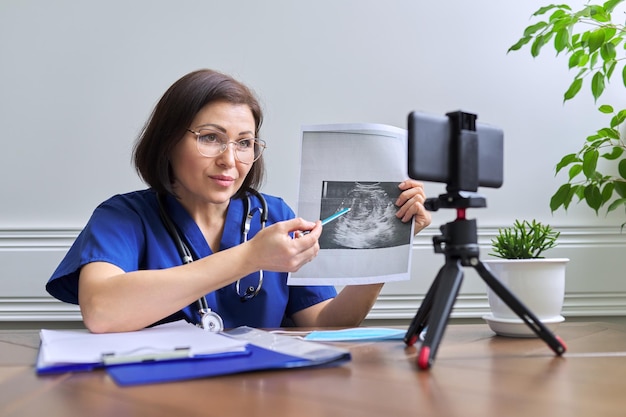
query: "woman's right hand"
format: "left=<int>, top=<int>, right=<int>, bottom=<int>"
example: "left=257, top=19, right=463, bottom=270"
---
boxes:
left=247, top=217, right=322, bottom=273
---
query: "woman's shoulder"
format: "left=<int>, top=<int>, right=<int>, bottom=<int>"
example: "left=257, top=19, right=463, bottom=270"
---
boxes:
left=97, top=189, right=157, bottom=211
left=258, top=193, right=295, bottom=220
left=259, top=192, right=287, bottom=207
left=88, top=189, right=159, bottom=227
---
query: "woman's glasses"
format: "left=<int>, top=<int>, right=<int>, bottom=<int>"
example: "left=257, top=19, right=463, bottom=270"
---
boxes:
left=187, top=128, right=266, bottom=164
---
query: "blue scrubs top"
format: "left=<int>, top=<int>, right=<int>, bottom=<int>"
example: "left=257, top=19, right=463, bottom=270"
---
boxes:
left=46, top=189, right=337, bottom=328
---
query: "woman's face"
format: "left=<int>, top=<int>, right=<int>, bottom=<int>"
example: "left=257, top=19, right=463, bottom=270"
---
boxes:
left=170, top=101, right=256, bottom=209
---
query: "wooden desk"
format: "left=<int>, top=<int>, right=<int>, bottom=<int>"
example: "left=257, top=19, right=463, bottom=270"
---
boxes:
left=1, top=322, right=626, bottom=417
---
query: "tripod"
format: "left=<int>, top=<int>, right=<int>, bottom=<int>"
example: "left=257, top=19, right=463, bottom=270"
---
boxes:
left=403, top=192, right=567, bottom=370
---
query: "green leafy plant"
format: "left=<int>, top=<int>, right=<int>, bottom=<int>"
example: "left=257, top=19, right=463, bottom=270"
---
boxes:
left=490, top=219, right=560, bottom=259
left=508, top=1, right=626, bottom=223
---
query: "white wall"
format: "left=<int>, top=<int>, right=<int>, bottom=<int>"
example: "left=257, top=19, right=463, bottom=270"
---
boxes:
left=1, top=0, right=624, bottom=322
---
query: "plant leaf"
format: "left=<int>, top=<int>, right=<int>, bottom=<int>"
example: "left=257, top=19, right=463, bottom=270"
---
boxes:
left=574, top=184, right=585, bottom=201
left=508, top=36, right=533, bottom=52
left=524, top=21, right=549, bottom=37
left=607, top=197, right=626, bottom=213
left=604, top=0, right=622, bottom=13
left=584, top=184, right=603, bottom=213
left=533, top=4, right=571, bottom=17
left=589, top=5, right=610, bottom=23
left=602, top=146, right=624, bottom=160
left=591, top=71, right=606, bottom=101
left=587, top=28, right=606, bottom=53
left=555, top=153, right=579, bottom=173
left=555, top=27, right=570, bottom=53
left=603, top=27, right=618, bottom=42
left=597, top=127, right=620, bottom=140
left=589, top=50, right=599, bottom=69
left=568, top=164, right=583, bottom=179
left=568, top=49, right=589, bottom=68
left=619, top=159, right=626, bottom=179
left=531, top=33, right=552, bottom=57
left=582, top=149, right=599, bottom=177
left=615, top=181, right=626, bottom=198
left=605, top=58, right=617, bottom=79
left=601, top=182, right=614, bottom=204
left=610, top=111, right=626, bottom=127
left=586, top=132, right=602, bottom=142
left=599, top=104, right=614, bottom=113
left=601, top=42, right=617, bottom=61
left=551, top=183, right=571, bottom=211
left=564, top=78, right=583, bottom=101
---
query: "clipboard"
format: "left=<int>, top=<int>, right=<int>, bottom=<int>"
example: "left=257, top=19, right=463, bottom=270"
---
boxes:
left=36, top=347, right=251, bottom=375
left=107, top=327, right=351, bottom=386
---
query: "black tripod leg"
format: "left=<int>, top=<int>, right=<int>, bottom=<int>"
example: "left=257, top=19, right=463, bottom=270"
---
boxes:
left=417, top=258, right=464, bottom=370
left=404, top=267, right=442, bottom=346
left=474, top=260, right=567, bottom=355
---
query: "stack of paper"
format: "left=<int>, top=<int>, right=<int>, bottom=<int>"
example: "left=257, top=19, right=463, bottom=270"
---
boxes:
left=37, top=320, right=248, bottom=372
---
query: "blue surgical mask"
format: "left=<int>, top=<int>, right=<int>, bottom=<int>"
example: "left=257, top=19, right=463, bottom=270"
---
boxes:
left=303, top=328, right=406, bottom=342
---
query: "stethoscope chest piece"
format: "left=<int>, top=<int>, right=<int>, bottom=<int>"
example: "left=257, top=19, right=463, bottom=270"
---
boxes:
left=200, top=309, right=224, bottom=332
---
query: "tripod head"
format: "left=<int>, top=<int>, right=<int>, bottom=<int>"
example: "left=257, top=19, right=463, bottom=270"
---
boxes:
left=426, top=192, right=485, bottom=259
left=424, top=191, right=486, bottom=212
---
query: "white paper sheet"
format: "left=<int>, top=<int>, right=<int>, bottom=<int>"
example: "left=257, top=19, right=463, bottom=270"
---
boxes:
left=289, top=123, right=413, bottom=286
left=39, top=320, right=248, bottom=365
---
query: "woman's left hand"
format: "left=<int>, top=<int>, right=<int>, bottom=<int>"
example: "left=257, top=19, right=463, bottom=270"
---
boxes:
left=395, top=179, right=432, bottom=234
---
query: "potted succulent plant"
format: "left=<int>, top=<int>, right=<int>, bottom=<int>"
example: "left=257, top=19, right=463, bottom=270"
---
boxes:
left=483, top=219, right=569, bottom=337
left=490, top=219, right=560, bottom=259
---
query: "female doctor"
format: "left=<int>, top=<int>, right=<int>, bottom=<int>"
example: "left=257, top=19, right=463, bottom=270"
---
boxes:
left=46, top=69, right=432, bottom=334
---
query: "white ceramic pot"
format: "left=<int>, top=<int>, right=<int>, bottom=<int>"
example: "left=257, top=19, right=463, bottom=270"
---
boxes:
left=482, top=258, right=569, bottom=337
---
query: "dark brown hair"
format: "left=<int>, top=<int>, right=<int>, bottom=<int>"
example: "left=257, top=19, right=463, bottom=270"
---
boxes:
left=133, top=69, right=265, bottom=198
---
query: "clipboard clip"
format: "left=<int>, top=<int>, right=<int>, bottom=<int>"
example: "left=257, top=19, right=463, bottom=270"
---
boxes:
left=101, top=347, right=190, bottom=365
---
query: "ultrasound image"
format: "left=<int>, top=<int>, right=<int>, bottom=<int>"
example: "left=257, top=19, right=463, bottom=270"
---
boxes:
left=318, top=181, right=411, bottom=249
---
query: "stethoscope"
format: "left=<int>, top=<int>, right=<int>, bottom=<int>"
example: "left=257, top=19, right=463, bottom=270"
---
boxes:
left=157, top=188, right=268, bottom=332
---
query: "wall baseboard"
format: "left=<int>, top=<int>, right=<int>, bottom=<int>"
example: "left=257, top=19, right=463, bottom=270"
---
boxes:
left=0, top=297, right=80, bottom=321
left=369, top=292, right=626, bottom=320
left=1, top=225, right=625, bottom=323
left=2, top=292, right=625, bottom=322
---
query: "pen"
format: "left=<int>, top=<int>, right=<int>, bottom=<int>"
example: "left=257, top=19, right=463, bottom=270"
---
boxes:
left=320, top=207, right=351, bottom=226
left=296, top=208, right=351, bottom=237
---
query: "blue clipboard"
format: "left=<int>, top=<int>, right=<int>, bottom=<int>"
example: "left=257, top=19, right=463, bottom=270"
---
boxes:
left=35, top=346, right=251, bottom=376
left=107, top=344, right=350, bottom=386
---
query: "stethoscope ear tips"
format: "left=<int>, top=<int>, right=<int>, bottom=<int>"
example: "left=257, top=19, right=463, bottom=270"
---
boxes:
left=240, top=286, right=256, bottom=303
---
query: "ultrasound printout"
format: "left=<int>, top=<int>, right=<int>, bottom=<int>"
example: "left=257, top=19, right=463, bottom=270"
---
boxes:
left=289, top=124, right=413, bottom=286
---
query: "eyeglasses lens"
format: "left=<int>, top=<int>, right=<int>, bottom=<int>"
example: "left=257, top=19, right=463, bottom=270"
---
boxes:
left=195, top=129, right=265, bottom=163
